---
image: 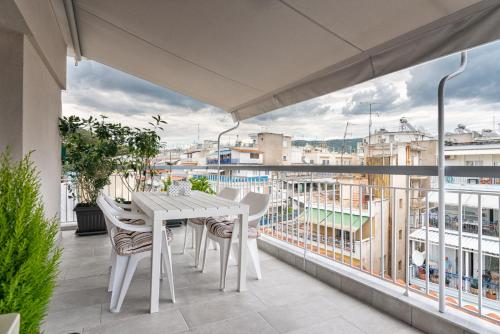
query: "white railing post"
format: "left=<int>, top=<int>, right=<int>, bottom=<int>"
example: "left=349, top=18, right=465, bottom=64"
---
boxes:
left=437, top=51, right=467, bottom=313
left=216, top=122, right=239, bottom=192
left=405, top=175, right=410, bottom=296
left=458, top=193, right=463, bottom=308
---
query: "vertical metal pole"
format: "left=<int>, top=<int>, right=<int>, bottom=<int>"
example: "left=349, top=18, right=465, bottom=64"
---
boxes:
left=350, top=185, right=353, bottom=267
left=317, top=182, right=321, bottom=252
left=405, top=175, right=410, bottom=296
left=333, top=183, right=337, bottom=261
left=425, top=193, right=430, bottom=295
left=217, top=122, right=239, bottom=192
left=438, top=51, right=467, bottom=313
left=341, top=184, right=345, bottom=263
left=392, top=187, right=397, bottom=283
left=381, top=187, right=385, bottom=279
left=458, top=193, right=463, bottom=308
left=369, top=186, right=373, bottom=274
left=324, top=183, right=328, bottom=255
left=478, top=195, right=483, bottom=316
left=359, top=185, right=363, bottom=271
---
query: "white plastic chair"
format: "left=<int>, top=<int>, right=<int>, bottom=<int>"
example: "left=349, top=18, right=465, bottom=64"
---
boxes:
left=202, top=192, right=270, bottom=290
left=97, top=196, right=175, bottom=313
left=182, top=187, right=239, bottom=267
left=101, top=193, right=151, bottom=291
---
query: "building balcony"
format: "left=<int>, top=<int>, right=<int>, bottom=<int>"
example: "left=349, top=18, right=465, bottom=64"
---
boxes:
left=58, top=165, right=500, bottom=334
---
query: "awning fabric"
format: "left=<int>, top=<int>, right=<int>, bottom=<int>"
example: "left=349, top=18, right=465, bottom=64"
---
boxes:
left=72, top=1, right=500, bottom=120
left=300, top=208, right=369, bottom=231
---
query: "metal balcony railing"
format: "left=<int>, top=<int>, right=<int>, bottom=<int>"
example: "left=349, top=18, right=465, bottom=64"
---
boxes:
left=60, top=164, right=500, bottom=324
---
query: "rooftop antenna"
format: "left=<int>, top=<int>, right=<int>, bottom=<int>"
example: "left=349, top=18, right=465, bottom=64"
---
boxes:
left=359, top=101, right=381, bottom=160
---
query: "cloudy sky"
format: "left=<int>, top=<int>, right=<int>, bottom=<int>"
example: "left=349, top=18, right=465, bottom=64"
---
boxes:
left=62, top=40, right=500, bottom=147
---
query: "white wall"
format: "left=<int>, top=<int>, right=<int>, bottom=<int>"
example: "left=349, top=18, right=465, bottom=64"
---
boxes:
left=22, top=37, right=62, bottom=218
left=0, top=0, right=66, bottom=220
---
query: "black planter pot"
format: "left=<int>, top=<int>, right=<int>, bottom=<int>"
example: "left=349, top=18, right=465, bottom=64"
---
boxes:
left=74, top=205, right=107, bottom=236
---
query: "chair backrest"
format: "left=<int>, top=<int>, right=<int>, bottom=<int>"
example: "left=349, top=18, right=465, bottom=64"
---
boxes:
left=240, top=192, right=270, bottom=228
left=97, top=196, right=121, bottom=246
left=218, top=187, right=240, bottom=202
left=102, top=193, right=124, bottom=216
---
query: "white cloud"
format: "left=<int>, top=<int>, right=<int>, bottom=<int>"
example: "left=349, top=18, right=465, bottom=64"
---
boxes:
left=63, top=40, right=500, bottom=145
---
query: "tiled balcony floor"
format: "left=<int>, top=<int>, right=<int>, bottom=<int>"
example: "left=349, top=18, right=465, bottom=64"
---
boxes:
left=44, top=227, right=422, bottom=334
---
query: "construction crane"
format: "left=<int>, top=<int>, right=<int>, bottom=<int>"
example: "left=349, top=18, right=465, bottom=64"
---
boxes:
left=340, top=121, right=352, bottom=165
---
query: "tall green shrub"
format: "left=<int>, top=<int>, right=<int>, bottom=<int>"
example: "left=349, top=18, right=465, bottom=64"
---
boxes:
left=0, top=151, right=61, bottom=334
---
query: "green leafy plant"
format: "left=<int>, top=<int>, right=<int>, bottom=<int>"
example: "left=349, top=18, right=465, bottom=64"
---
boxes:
left=189, top=176, right=215, bottom=194
left=0, top=151, right=61, bottom=334
left=163, top=175, right=172, bottom=191
left=116, top=115, right=166, bottom=192
left=59, top=115, right=127, bottom=206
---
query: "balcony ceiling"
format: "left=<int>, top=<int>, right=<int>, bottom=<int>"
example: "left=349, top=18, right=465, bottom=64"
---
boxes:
left=71, top=0, right=500, bottom=120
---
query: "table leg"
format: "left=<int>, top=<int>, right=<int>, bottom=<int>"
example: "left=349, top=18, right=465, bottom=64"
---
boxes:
left=150, top=217, right=162, bottom=313
left=237, top=212, right=248, bottom=292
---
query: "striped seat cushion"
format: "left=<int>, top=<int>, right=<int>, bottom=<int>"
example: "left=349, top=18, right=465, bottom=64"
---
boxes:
left=113, top=227, right=173, bottom=256
left=206, top=217, right=260, bottom=239
left=188, top=217, right=206, bottom=225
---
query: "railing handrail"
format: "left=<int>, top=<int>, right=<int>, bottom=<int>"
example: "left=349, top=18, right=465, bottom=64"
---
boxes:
left=152, top=164, right=500, bottom=178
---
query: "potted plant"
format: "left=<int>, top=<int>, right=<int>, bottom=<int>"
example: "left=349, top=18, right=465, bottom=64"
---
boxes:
left=59, top=116, right=126, bottom=235
left=486, top=287, right=497, bottom=300
left=115, top=115, right=166, bottom=193
left=0, top=151, right=61, bottom=333
left=470, top=278, right=478, bottom=295
left=418, top=266, right=426, bottom=280
left=189, top=176, right=215, bottom=194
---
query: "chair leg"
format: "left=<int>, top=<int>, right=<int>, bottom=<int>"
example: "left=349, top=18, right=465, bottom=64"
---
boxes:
left=113, top=255, right=140, bottom=313
left=161, top=254, right=165, bottom=280
left=108, top=249, right=116, bottom=292
left=230, top=244, right=239, bottom=265
left=162, top=231, right=176, bottom=303
left=201, top=232, right=211, bottom=273
left=194, top=225, right=205, bottom=268
left=219, top=239, right=231, bottom=290
left=110, top=255, right=128, bottom=312
left=182, top=222, right=189, bottom=254
left=248, top=239, right=262, bottom=280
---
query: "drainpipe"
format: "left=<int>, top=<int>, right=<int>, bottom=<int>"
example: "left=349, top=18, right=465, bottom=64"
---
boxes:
left=217, top=122, right=240, bottom=192
left=437, top=51, right=467, bottom=313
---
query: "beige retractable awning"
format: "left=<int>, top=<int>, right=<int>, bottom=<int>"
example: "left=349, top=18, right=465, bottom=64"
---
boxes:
left=71, top=0, right=500, bottom=121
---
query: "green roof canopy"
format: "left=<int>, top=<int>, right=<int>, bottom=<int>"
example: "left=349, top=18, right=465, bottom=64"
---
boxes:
left=299, top=208, right=369, bottom=231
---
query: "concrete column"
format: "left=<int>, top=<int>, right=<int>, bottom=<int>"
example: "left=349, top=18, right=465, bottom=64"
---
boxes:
left=0, top=29, right=24, bottom=160
left=0, top=27, right=62, bottom=218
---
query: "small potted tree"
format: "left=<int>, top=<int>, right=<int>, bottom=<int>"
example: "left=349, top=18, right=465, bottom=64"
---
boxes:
left=115, top=115, right=166, bottom=194
left=0, top=151, right=61, bottom=333
left=59, top=116, right=126, bottom=235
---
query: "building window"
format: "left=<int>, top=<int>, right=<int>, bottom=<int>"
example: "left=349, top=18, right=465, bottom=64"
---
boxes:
left=466, top=160, right=483, bottom=166
left=250, top=153, right=259, bottom=159
left=322, top=160, right=329, bottom=165
left=399, top=229, right=403, bottom=240
left=282, top=155, right=287, bottom=161
left=310, top=159, right=314, bottom=164
left=399, top=198, right=403, bottom=209
left=398, top=260, right=402, bottom=271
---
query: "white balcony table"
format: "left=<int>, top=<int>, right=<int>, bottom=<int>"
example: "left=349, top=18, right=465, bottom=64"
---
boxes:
left=131, top=190, right=249, bottom=313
